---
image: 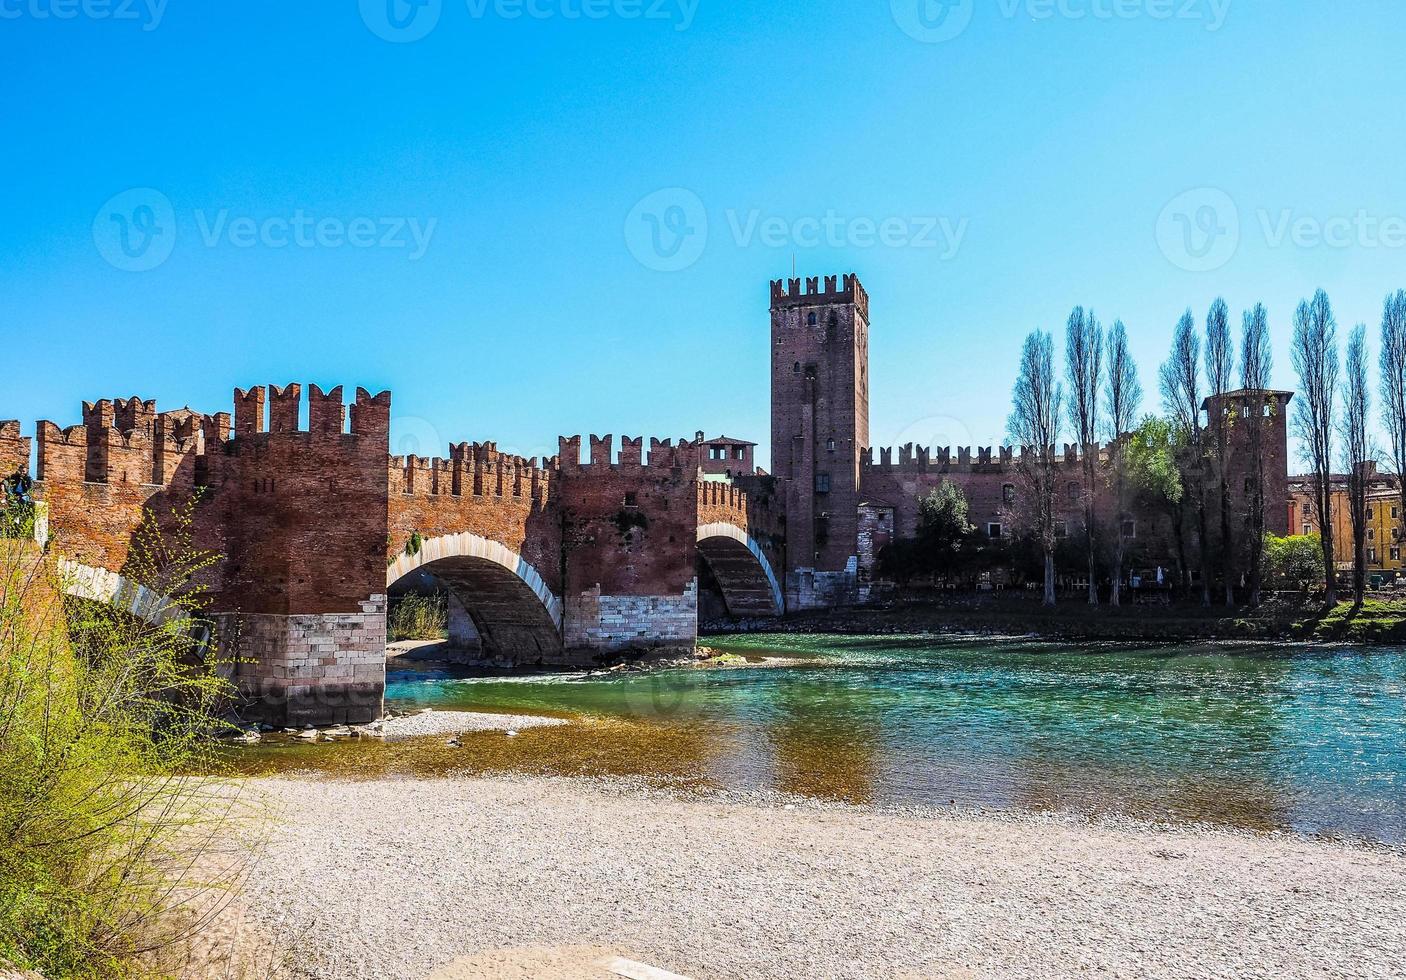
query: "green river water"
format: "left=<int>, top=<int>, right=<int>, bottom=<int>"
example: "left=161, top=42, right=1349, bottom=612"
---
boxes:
left=234, top=634, right=1406, bottom=844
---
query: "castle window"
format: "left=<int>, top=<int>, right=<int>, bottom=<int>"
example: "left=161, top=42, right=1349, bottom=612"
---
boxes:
left=1054, top=520, right=1067, bottom=538
left=807, top=312, right=817, bottom=326
left=1264, top=404, right=1273, bottom=417
left=1122, top=520, right=1137, bottom=539
left=793, top=361, right=800, bottom=374
left=623, top=492, right=638, bottom=507
left=986, top=522, right=1003, bottom=539
left=1067, top=481, right=1082, bottom=501
left=710, top=446, right=726, bottom=460
left=826, top=439, right=836, bottom=452
left=815, top=473, right=831, bottom=493
left=1002, top=484, right=1016, bottom=505
left=733, top=446, right=745, bottom=460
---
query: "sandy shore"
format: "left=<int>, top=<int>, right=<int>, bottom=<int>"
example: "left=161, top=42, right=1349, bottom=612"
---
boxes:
left=234, top=773, right=1405, bottom=980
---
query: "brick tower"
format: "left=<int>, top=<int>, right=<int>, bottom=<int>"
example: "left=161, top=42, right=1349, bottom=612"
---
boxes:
left=770, top=274, right=870, bottom=608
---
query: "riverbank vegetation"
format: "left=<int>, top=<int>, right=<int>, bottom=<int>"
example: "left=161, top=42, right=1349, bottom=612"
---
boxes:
left=0, top=506, right=247, bottom=979
left=388, top=592, right=448, bottom=641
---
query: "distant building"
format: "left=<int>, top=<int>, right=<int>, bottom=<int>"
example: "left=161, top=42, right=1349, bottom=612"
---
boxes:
left=696, top=433, right=757, bottom=479
left=1289, top=465, right=1403, bottom=577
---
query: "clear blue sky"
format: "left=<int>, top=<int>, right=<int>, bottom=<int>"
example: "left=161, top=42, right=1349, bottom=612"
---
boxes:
left=4, top=0, right=1404, bottom=469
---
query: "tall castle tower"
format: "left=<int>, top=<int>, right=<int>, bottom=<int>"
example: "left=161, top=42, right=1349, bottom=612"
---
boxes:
left=770, top=274, right=870, bottom=608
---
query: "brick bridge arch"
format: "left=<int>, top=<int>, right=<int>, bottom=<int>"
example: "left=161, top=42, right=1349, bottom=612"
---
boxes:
left=386, top=532, right=564, bottom=663
left=695, top=522, right=783, bottom=618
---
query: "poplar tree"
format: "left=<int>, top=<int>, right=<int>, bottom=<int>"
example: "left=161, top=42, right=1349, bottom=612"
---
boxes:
left=1291, top=289, right=1340, bottom=607
left=1240, top=303, right=1273, bottom=606
left=1065, top=307, right=1104, bottom=605
left=1009, top=330, right=1063, bottom=607
left=1206, top=298, right=1236, bottom=606
left=1104, top=320, right=1141, bottom=606
left=1341, top=325, right=1371, bottom=607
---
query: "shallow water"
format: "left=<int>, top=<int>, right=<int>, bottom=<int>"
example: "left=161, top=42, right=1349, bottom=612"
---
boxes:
left=232, top=634, right=1406, bottom=844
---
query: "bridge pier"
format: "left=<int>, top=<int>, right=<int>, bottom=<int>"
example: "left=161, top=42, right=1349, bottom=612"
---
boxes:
left=222, top=597, right=387, bottom=727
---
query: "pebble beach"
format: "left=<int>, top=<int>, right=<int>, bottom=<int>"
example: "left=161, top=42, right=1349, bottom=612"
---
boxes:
left=234, top=768, right=1406, bottom=980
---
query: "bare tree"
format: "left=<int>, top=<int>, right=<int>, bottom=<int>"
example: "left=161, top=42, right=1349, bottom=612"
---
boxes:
left=1291, top=289, right=1340, bottom=607
left=1341, top=324, right=1372, bottom=607
left=1104, top=320, right=1142, bottom=607
left=1205, top=298, right=1236, bottom=606
left=1240, top=302, right=1273, bottom=606
left=1009, top=330, right=1063, bottom=607
left=1160, top=309, right=1212, bottom=605
left=1065, top=307, right=1104, bottom=605
left=1382, top=290, right=1406, bottom=555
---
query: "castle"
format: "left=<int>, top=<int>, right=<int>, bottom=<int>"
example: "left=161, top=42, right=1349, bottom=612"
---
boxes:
left=761, top=274, right=1292, bottom=606
left=0, top=273, right=1293, bottom=725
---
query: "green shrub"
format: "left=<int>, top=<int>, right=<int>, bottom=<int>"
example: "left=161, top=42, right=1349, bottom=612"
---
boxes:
left=0, top=504, right=240, bottom=978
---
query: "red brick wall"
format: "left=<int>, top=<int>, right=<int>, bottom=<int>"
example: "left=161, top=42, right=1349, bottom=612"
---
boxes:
left=770, top=275, right=869, bottom=575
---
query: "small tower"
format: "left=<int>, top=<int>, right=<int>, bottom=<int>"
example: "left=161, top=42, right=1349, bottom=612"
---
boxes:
left=769, top=274, right=870, bottom=607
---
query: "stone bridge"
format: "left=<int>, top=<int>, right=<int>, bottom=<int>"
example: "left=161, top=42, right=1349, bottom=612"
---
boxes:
left=0, top=384, right=783, bottom=726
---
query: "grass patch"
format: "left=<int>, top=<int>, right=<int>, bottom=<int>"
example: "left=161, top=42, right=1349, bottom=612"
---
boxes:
left=388, top=592, right=448, bottom=641
left=1297, top=598, right=1406, bottom=643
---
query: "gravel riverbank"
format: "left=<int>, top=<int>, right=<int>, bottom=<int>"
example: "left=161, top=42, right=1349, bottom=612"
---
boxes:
left=236, top=773, right=1405, bottom=980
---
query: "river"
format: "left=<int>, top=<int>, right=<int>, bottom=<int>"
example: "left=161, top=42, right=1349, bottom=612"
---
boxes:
left=232, top=634, right=1406, bottom=844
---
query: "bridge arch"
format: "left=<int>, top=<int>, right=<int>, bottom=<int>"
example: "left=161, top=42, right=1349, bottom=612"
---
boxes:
left=695, top=522, right=783, bottom=618
left=386, top=532, right=563, bottom=663
left=59, top=559, right=186, bottom=626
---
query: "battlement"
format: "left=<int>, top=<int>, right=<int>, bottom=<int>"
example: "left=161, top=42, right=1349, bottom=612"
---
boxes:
left=696, top=480, right=748, bottom=512
left=862, top=442, right=1111, bottom=474
left=769, top=273, right=869, bottom=319
left=0, top=420, right=30, bottom=477
left=231, top=384, right=391, bottom=441
left=390, top=441, right=551, bottom=502
left=32, top=395, right=232, bottom=486
left=556, top=434, right=703, bottom=473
